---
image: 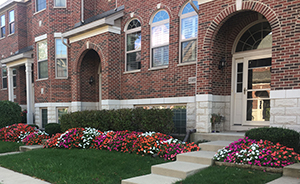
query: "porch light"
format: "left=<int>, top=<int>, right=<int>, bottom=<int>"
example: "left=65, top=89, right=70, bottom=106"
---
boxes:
left=88, top=76, right=94, bottom=85
left=218, top=57, right=226, bottom=70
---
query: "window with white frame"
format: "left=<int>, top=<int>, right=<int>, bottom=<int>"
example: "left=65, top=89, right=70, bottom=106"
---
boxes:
left=55, top=0, right=66, bottom=7
left=9, top=10, right=14, bottom=34
left=1, top=67, right=16, bottom=88
left=180, top=1, right=198, bottom=63
left=151, top=10, right=169, bottom=68
left=125, top=19, right=141, bottom=71
left=55, top=39, right=67, bottom=78
left=37, top=40, right=48, bottom=79
left=57, top=107, right=68, bottom=124
left=36, top=0, right=46, bottom=12
left=2, top=67, right=7, bottom=89
left=1, top=15, right=5, bottom=38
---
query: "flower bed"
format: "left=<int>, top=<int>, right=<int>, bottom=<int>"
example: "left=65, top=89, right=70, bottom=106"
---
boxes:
left=0, top=123, right=49, bottom=145
left=213, top=137, right=300, bottom=168
left=45, top=128, right=200, bottom=160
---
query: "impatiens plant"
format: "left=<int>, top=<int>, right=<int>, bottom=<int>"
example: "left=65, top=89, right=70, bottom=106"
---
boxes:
left=214, top=137, right=300, bottom=168
left=45, top=129, right=200, bottom=160
left=0, top=123, right=49, bottom=145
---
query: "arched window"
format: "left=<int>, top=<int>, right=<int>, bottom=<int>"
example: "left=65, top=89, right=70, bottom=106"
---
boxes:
left=180, top=1, right=198, bottom=63
left=125, top=19, right=141, bottom=71
left=235, top=21, right=272, bottom=52
left=151, top=10, right=169, bottom=68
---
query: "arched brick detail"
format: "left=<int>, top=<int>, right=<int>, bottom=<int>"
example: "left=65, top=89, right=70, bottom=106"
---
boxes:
left=71, top=42, right=104, bottom=101
left=204, top=1, right=280, bottom=50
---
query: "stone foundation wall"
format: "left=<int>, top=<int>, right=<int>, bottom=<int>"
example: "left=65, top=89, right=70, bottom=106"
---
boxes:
left=270, top=89, right=300, bottom=132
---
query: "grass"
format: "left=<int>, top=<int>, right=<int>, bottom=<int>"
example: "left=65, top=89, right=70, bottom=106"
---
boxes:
left=0, top=148, right=169, bottom=184
left=175, top=165, right=281, bottom=184
left=0, top=141, right=22, bottom=153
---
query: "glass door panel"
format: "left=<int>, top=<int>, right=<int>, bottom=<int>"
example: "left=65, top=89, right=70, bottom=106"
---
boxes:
left=246, top=58, right=271, bottom=122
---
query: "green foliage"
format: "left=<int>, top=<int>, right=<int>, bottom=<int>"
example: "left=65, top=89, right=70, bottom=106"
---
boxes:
left=60, top=108, right=174, bottom=134
left=21, top=110, right=27, bottom=124
left=28, top=124, right=39, bottom=129
left=45, top=123, right=62, bottom=136
left=0, top=101, right=21, bottom=128
left=245, top=127, right=300, bottom=152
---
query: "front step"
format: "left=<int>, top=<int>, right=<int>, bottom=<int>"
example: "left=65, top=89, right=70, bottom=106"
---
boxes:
left=151, top=161, right=209, bottom=179
left=191, top=132, right=244, bottom=142
left=283, top=163, right=300, bottom=178
left=199, top=141, right=232, bottom=152
left=121, top=174, right=181, bottom=184
left=177, top=151, right=215, bottom=165
left=19, top=145, right=44, bottom=152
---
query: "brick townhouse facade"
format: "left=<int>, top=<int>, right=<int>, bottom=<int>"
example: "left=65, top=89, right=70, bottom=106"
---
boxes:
left=0, top=0, right=299, bottom=133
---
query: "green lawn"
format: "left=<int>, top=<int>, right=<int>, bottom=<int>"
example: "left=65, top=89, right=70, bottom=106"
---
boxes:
left=0, top=141, right=22, bottom=153
left=0, top=148, right=169, bottom=184
left=175, top=165, right=281, bottom=184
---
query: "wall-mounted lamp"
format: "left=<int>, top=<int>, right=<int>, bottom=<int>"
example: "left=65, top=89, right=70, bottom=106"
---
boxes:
left=218, top=57, right=226, bottom=70
left=88, top=76, right=94, bottom=85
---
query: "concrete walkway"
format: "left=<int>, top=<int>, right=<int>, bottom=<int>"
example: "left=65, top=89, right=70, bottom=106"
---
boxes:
left=0, top=147, right=51, bottom=184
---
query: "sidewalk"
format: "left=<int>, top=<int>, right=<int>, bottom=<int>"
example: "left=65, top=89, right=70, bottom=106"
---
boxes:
left=0, top=151, right=51, bottom=184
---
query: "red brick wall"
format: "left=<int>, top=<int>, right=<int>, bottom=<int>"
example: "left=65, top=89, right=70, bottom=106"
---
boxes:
left=1, top=0, right=300, bottom=105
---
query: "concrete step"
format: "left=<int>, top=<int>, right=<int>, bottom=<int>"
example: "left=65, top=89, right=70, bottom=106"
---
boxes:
left=176, top=151, right=216, bottom=165
left=283, top=163, right=300, bottom=178
left=266, top=176, right=300, bottom=184
left=199, top=141, right=232, bottom=152
left=121, top=174, right=181, bottom=184
left=151, top=161, right=209, bottom=179
left=19, top=145, right=44, bottom=152
left=191, top=132, right=244, bottom=142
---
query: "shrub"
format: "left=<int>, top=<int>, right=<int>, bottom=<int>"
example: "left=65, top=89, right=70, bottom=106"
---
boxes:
left=45, top=123, right=62, bottom=136
left=245, top=127, right=300, bottom=152
left=0, top=101, right=22, bottom=128
left=60, top=108, right=174, bottom=134
left=28, top=124, right=39, bottom=129
left=21, top=110, right=27, bottom=124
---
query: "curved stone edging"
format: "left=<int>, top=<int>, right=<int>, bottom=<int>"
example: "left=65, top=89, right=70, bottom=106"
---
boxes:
left=214, top=161, right=283, bottom=173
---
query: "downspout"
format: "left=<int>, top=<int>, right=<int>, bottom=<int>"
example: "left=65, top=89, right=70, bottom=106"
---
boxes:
left=114, top=0, right=118, bottom=11
left=189, top=0, right=199, bottom=15
left=61, top=35, right=70, bottom=48
left=81, top=0, right=84, bottom=23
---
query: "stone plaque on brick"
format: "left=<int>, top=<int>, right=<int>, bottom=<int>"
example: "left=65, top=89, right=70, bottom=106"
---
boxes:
left=188, top=77, right=196, bottom=84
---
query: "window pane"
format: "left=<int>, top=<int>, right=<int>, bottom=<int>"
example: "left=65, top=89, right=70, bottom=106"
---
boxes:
left=9, top=22, right=15, bottom=34
left=127, top=31, right=141, bottom=51
left=42, top=109, right=48, bottom=128
left=13, top=76, right=16, bottom=87
left=9, top=10, right=14, bottom=22
left=38, top=60, right=48, bottom=79
left=152, top=46, right=169, bottom=67
left=56, top=39, right=67, bottom=58
left=182, top=1, right=199, bottom=14
left=1, top=15, right=5, bottom=27
left=1, top=27, right=5, bottom=37
left=55, top=0, right=66, bottom=7
left=152, top=23, right=169, bottom=47
left=37, top=0, right=46, bottom=12
left=181, top=16, right=198, bottom=39
left=127, top=51, right=141, bottom=71
left=38, top=41, right=47, bottom=61
left=153, top=11, right=169, bottom=23
left=56, top=58, right=67, bottom=77
left=127, top=19, right=141, bottom=30
left=2, top=68, right=7, bottom=77
left=58, top=108, right=68, bottom=124
left=2, top=78, right=7, bottom=88
left=181, top=40, right=196, bottom=63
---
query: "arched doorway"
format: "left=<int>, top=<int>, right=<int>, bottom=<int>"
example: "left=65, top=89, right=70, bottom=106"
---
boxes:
left=231, top=20, right=272, bottom=130
left=79, top=49, right=102, bottom=110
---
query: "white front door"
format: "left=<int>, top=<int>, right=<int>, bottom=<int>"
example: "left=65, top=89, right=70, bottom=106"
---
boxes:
left=231, top=49, right=271, bottom=130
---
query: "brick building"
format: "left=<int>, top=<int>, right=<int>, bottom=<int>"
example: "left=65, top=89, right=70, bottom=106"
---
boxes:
left=0, top=0, right=299, bottom=133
